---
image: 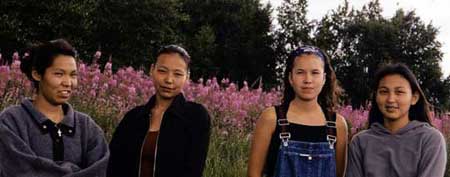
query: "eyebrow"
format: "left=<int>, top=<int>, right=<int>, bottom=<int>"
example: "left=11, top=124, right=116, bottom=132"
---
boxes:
left=155, top=65, right=186, bottom=72
left=378, top=86, right=406, bottom=89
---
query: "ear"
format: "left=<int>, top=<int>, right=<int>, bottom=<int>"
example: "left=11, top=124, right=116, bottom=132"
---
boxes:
left=288, top=72, right=293, bottom=86
left=323, top=72, right=327, bottom=85
left=411, top=91, right=420, bottom=105
left=31, top=70, right=42, bottom=81
left=149, top=64, right=155, bottom=76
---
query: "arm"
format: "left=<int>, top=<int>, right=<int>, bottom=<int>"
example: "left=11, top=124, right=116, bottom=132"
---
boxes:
left=345, top=135, right=364, bottom=177
left=106, top=109, right=135, bottom=177
left=417, top=129, right=447, bottom=177
left=65, top=119, right=110, bottom=177
left=335, top=114, right=348, bottom=177
left=247, top=107, right=276, bottom=177
left=0, top=122, right=74, bottom=177
left=183, top=104, right=211, bottom=177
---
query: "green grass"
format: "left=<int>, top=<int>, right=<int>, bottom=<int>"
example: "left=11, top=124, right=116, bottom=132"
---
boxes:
left=203, top=129, right=250, bottom=177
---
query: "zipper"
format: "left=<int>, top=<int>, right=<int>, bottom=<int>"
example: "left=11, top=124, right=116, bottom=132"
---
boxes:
left=152, top=110, right=165, bottom=177
left=137, top=113, right=152, bottom=177
left=152, top=131, right=160, bottom=177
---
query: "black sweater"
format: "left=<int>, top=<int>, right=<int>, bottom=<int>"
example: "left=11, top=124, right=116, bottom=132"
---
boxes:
left=107, top=94, right=211, bottom=177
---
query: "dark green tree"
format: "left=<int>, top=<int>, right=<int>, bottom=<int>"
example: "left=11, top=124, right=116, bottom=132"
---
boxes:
left=313, top=0, right=450, bottom=110
left=274, top=0, right=314, bottom=79
left=181, top=0, right=276, bottom=86
left=91, top=0, right=188, bottom=68
left=0, top=0, right=96, bottom=60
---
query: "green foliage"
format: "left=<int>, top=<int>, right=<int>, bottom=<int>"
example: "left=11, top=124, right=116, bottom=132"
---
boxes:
left=91, top=0, right=189, bottom=68
left=181, top=0, right=277, bottom=86
left=0, top=0, right=96, bottom=56
left=203, top=129, right=249, bottom=177
left=274, top=0, right=314, bottom=79
left=310, top=0, right=450, bottom=110
left=1, top=0, right=449, bottom=110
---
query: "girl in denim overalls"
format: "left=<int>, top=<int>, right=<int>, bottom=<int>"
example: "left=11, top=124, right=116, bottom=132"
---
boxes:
left=248, top=46, right=348, bottom=177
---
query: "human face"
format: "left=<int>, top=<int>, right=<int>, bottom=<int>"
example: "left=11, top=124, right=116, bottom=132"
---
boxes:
left=289, top=54, right=326, bottom=102
left=151, top=53, right=188, bottom=100
left=376, top=74, right=419, bottom=122
left=33, top=55, right=78, bottom=106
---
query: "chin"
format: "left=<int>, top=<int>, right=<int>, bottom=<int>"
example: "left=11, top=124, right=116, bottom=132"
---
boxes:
left=159, top=93, right=177, bottom=100
left=49, top=100, right=67, bottom=106
left=383, top=115, right=401, bottom=121
left=298, top=95, right=317, bottom=101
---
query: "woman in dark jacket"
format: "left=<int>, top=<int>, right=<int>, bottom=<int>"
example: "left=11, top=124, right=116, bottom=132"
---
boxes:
left=107, top=45, right=211, bottom=177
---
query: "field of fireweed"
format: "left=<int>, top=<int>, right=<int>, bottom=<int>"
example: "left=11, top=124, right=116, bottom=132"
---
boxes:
left=1, top=52, right=449, bottom=177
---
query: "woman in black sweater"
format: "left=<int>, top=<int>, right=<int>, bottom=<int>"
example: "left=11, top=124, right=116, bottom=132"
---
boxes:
left=107, top=45, right=211, bottom=177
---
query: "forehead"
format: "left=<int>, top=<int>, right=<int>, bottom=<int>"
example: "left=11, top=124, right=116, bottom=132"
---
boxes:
left=156, top=53, right=187, bottom=70
left=292, top=54, right=324, bottom=69
left=378, top=74, right=411, bottom=88
left=48, top=55, right=77, bottom=70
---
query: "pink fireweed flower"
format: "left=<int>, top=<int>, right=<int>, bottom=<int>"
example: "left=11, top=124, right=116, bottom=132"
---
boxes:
left=12, top=52, right=19, bottom=61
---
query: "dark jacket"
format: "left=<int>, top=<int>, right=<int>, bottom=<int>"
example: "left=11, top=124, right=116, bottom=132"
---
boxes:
left=107, top=94, right=211, bottom=177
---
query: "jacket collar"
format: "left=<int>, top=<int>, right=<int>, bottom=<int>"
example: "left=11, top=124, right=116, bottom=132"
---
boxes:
left=143, top=93, right=186, bottom=119
left=21, top=99, right=76, bottom=136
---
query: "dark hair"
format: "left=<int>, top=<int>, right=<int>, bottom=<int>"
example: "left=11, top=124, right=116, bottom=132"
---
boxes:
left=282, top=45, right=341, bottom=113
left=156, top=45, right=191, bottom=69
left=368, top=63, right=432, bottom=127
left=20, top=39, right=77, bottom=89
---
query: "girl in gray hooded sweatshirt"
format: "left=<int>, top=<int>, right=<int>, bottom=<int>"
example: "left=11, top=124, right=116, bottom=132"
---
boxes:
left=346, top=63, right=447, bottom=177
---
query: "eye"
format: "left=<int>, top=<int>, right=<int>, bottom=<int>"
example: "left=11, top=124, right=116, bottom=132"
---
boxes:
left=395, top=90, right=405, bottom=94
left=71, top=73, right=78, bottom=78
left=157, top=69, right=167, bottom=73
left=295, top=70, right=304, bottom=74
left=175, top=73, right=185, bottom=77
left=54, top=72, right=63, bottom=77
left=378, top=89, right=388, bottom=94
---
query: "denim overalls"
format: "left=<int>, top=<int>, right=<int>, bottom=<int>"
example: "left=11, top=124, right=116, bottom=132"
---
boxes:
left=273, top=106, right=337, bottom=177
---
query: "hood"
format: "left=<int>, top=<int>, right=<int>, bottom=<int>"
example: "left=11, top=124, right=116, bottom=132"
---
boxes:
left=370, top=120, right=430, bottom=135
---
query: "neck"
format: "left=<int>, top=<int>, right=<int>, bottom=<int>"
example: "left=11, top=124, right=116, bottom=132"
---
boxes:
left=33, top=95, right=64, bottom=123
left=154, top=95, right=174, bottom=111
left=290, top=97, right=321, bottom=113
left=383, top=116, right=410, bottom=134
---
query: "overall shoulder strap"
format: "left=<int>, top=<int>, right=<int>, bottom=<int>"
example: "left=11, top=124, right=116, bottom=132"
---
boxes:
left=275, top=105, right=290, bottom=147
left=325, top=111, right=337, bottom=149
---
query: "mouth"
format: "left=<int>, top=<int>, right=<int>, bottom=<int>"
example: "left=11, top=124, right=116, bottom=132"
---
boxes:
left=301, top=87, right=314, bottom=90
left=160, top=86, right=175, bottom=92
left=385, top=105, right=398, bottom=112
left=58, top=90, right=72, bottom=98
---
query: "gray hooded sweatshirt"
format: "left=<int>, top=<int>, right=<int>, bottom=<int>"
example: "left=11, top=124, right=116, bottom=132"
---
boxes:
left=346, top=120, right=447, bottom=177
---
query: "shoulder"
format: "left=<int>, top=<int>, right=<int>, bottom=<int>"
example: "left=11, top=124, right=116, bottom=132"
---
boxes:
left=335, top=113, right=348, bottom=132
left=0, top=105, right=25, bottom=133
left=119, top=105, right=147, bottom=124
left=0, top=105, right=24, bottom=120
left=73, top=110, right=104, bottom=133
left=419, top=124, right=445, bottom=145
left=184, top=101, right=210, bottom=125
left=256, top=106, right=277, bottom=130
left=349, top=128, right=374, bottom=144
left=185, top=101, right=208, bottom=114
left=260, top=106, right=276, bottom=122
left=0, top=105, right=27, bottom=128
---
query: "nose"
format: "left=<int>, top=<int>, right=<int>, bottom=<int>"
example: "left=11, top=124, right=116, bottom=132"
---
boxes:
left=386, top=92, right=396, bottom=103
left=303, top=73, right=312, bottom=84
left=164, top=73, right=174, bottom=84
left=61, top=75, right=73, bottom=87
